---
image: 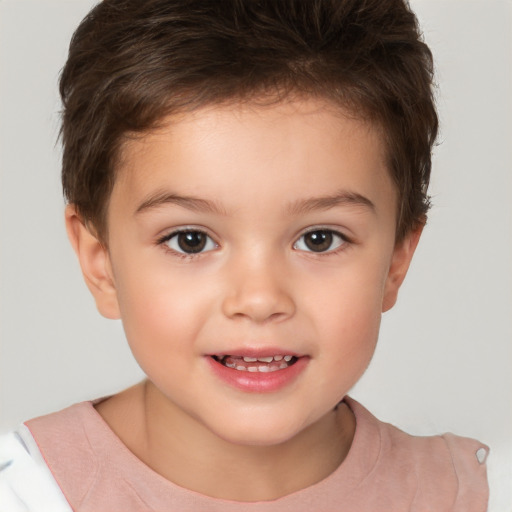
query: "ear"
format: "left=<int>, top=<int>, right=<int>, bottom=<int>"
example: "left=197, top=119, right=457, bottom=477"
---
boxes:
left=382, top=225, right=423, bottom=312
left=65, top=205, right=121, bottom=319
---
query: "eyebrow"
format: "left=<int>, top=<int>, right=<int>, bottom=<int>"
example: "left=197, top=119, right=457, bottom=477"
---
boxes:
left=286, top=190, right=375, bottom=216
left=135, top=192, right=228, bottom=216
left=135, top=189, right=375, bottom=216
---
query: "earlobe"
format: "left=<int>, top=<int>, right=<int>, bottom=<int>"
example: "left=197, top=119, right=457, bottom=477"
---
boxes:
left=382, top=225, right=423, bottom=312
left=65, top=205, right=121, bottom=319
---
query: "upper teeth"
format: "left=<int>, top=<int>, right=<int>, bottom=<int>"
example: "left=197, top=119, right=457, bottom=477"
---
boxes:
left=242, top=355, right=292, bottom=363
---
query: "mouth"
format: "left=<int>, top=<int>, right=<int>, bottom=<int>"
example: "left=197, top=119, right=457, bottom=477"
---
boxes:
left=211, top=354, right=299, bottom=373
left=207, top=351, right=308, bottom=392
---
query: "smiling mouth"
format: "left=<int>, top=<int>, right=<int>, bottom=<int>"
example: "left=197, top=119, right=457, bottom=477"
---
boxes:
left=211, top=355, right=299, bottom=373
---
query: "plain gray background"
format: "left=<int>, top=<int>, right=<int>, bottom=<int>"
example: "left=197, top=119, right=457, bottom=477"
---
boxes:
left=1, top=0, right=511, bottom=508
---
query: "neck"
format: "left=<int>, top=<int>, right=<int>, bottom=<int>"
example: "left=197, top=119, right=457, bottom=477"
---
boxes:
left=96, top=380, right=355, bottom=502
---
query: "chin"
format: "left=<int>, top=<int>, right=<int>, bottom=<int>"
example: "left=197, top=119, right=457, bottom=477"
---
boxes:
left=219, top=430, right=299, bottom=448
left=208, top=415, right=308, bottom=448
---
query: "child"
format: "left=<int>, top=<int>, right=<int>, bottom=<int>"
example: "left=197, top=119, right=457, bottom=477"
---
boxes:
left=0, top=0, right=490, bottom=510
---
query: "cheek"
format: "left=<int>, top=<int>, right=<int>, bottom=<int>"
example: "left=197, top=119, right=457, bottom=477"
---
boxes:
left=303, top=258, right=387, bottom=360
left=310, top=293, right=381, bottom=400
left=321, top=292, right=381, bottom=361
left=113, top=264, right=212, bottom=362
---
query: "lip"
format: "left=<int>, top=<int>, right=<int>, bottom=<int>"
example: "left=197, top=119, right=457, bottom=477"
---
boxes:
left=206, top=353, right=309, bottom=393
left=209, top=347, right=303, bottom=359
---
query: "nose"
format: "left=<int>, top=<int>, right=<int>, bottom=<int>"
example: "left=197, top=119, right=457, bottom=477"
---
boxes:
left=221, top=255, right=296, bottom=324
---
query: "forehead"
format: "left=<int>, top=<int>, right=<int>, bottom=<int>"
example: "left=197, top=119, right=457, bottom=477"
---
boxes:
left=112, top=97, right=395, bottom=218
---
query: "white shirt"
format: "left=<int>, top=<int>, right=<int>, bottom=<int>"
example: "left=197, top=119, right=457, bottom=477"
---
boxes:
left=0, top=425, right=71, bottom=512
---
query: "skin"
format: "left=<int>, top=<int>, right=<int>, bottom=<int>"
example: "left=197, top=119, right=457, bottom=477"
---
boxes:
left=66, top=97, right=422, bottom=501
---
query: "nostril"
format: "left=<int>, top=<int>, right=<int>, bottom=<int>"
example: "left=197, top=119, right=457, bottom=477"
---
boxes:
left=221, top=292, right=296, bottom=323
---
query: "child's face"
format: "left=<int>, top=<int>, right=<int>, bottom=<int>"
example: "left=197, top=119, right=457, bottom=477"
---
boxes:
left=75, top=98, right=419, bottom=446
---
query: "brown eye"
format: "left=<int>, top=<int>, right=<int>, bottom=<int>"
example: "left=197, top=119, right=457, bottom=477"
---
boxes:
left=304, top=230, right=332, bottom=252
left=177, top=232, right=206, bottom=253
left=164, top=230, right=216, bottom=254
left=294, top=229, right=346, bottom=253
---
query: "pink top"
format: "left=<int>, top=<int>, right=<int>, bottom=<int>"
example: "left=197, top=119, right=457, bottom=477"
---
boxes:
left=25, top=397, right=489, bottom=512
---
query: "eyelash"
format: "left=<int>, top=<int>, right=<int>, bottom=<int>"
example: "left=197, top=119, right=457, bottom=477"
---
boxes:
left=156, top=227, right=352, bottom=258
left=293, top=228, right=351, bottom=256
left=156, top=228, right=217, bottom=260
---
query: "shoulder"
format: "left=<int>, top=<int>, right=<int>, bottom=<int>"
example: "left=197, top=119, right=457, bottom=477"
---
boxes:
left=383, top=424, right=489, bottom=511
left=21, top=400, right=105, bottom=506
left=0, top=425, right=72, bottom=511
left=346, top=398, right=489, bottom=512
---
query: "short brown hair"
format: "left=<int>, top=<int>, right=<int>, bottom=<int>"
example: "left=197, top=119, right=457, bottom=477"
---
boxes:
left=60, top=0, right=437, bottom=242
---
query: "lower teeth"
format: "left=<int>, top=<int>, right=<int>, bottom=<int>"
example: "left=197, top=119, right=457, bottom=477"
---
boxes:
left=229, top=362, right=289, bottom=372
